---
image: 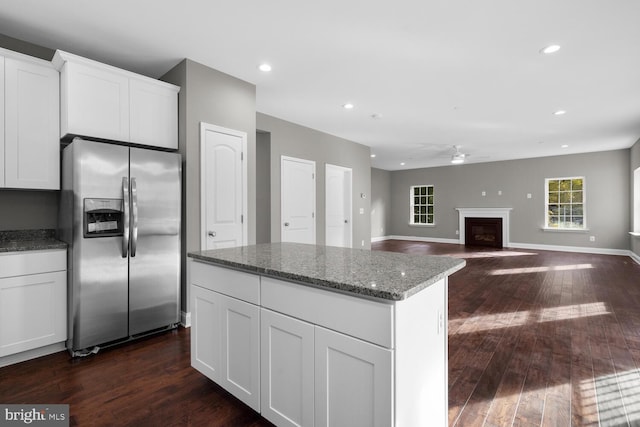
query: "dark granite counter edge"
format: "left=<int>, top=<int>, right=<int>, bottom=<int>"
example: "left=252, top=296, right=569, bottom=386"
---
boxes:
left=0, top=229, right=67, bottom=253
left=188, top=252, right=465, bottom=301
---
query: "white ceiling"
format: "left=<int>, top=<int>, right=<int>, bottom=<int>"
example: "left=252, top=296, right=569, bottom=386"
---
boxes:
left=2, top=0, right=640, bottom=171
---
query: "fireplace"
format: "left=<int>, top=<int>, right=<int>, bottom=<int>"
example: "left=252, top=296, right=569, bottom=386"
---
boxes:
left=465, top=217, right=503, bottom=248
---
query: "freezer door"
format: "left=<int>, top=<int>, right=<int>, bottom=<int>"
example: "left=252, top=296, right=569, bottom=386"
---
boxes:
left=128, top=147, right=181, bottom=335
left=67, top=139, right=130, bottom=350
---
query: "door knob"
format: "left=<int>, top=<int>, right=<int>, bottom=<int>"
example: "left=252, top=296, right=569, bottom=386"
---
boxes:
left=208, top=231, right=216, bottom=237
left=344, top=219, right=348, bottom=223
left=284, top=222, right=290, bottom=227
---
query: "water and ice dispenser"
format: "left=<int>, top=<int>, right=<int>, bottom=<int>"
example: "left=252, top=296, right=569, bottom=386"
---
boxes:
left=83, top=198, right=124, bottom=238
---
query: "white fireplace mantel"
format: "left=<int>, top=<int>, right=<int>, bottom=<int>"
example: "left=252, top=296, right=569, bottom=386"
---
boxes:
left=456, top=208, right=512, bottom=247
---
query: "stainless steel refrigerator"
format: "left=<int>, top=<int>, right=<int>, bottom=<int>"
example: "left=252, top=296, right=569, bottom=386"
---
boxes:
left=59, top=138, right=181, bottom=356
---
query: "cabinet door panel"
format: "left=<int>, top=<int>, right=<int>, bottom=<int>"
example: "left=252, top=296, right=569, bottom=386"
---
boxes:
left=62, top=61, right=129, bottom=142
left=220, top=293, right=261, bottom=412
left=190, top=285, right=222, bottom=381
left=130, top=79, right=178, bottom=149
left=4, top=58, right=59, bottom=189
left=315, top=327, right=392, bottom=427
left=261, top=309, right=314, bottom=427
left=0, top=271, right=66, bottom=357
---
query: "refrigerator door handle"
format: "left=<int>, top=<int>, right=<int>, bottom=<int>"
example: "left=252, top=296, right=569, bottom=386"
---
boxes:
left=122, top=177, right=130, bottom=258
left=130, top=177, right=138, bottom=257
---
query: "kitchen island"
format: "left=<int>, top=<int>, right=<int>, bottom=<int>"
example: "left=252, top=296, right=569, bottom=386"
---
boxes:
left=188, top=243, right=465, bottom=427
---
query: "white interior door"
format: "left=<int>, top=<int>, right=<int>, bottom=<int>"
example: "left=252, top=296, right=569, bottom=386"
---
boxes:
left=281, top=156, right=316, bottom=244
left=201, top=123, right=247, bottom=250
left=325, top=164, right=352, bottom=248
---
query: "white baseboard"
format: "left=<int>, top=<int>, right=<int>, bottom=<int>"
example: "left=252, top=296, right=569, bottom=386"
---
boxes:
left=509, top=242, right=631, bottom=257
left=372, top=235, right=639, bottom=262
left=0, top=342, right=66, bottom=368
left=386, top=235, right=460, bottom=245
left=181, top=311, right=191, bottom=328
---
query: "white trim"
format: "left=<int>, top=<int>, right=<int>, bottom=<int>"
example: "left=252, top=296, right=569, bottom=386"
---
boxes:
left=544, top=176, right=586, bottom=230
left=408, top=223, right=436, bottom=228
left=371, top=235, right=640, bottom=263
left=281, top=155, right=316, bottom=244
left=388, top=235, right=460, bottom=245
left=325, top=163, right=353, bottom=248
left=199, top=122, right=248, bottom=250
left=542, top=227, right=590, bottom=233
left=509, top=242, right=630, bottom=256
left=630, top=232, right=640, bottom=237
left=455, top=208, right=512, bottom=247
left=0, top=342, right=65, bottom=368
left=181, top=311, right=191, bottom=328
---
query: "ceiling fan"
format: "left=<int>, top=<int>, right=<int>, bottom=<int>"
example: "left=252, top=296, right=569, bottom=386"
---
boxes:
left=450, top=145, right=468, bottom=164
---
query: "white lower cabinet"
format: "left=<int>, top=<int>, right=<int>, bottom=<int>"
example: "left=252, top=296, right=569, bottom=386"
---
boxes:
left=191, top=284, right=260, bottom=412
left=0, top=250, right=67, bottom=359
left=261, top=309, right=315, bottom=427
left=314, top=327, right=392, bottom=427
left=190, top=259, right=448, bottom=427
left=260, top=308, right=392, bottom=427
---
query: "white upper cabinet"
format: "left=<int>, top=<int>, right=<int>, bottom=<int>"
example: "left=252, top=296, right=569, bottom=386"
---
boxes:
left=4, top=57, right=60, bottom=190
left=130, top=78, right=178, bottom=149
left=53, top=50, right=179, bottom=150
left=0, top=49, right=60, bottom=190
left=60, top=60, right=129, bottom=142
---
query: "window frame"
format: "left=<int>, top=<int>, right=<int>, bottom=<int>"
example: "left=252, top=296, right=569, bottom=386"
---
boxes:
left=409, top=185, right=435, bottom=226
left=544, top=176, right=586, bottom=230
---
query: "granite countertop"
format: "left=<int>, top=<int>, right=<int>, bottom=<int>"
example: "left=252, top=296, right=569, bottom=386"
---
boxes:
left=188, top=243, right=466, bottom=301
left=0, top=229, right=67, bottom=253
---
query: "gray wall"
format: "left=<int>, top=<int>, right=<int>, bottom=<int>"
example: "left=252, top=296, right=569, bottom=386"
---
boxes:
left=631, top=139, right=640, bottom=257
left=256, top=131, right=271, bottom=244
left=371, top=168, right=391, bottom=239
left=388, top=150, right=630, bottom=250
left=162, top=59, right=257, bottom=313
left=257, top=113, right=371, bottom=248
left=0, top=34, right=58, bottom=231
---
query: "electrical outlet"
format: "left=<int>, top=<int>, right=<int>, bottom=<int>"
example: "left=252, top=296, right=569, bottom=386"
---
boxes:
left=590, top=236, right=596, bottom=242
left=361, top=240, right=365, bottom=246
left=527, top=193, right=532, bottom=199
left=359, top=208, right=364, bottom=214
left=481, top=191, right=486, bottom=196
left=455, top=230, right=459, bottom=235
left=498, top=190, right=502, bottom=196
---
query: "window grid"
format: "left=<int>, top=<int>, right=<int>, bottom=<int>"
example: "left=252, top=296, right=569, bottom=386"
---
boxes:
left=545, top=177, right=585, bottom=229
left=410, top=185, right=434, bottom=225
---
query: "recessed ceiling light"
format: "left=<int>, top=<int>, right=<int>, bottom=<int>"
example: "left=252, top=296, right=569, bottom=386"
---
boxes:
left=370, top=154, right=376, bottom=158
left=400, top=162, right=405, bottom=166
left=258, top=63, right=272, bottom=72
left=451, top=156, right=465, bottom=165
left=554, top=110, right=567, bottom=116
left=541, top=44, right=561, bottom=54
left=371, top=113, right=382, bottom=119
left=561, top=144, right=569, bottom=148
left=343, top=103, right=354, bottom=109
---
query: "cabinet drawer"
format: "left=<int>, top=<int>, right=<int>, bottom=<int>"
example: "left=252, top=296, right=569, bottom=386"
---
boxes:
left=261, top=277, right=394, bottom=348
left=0, top=250, right=66, bottom=279
left=190, top=260, right=260, bottom=305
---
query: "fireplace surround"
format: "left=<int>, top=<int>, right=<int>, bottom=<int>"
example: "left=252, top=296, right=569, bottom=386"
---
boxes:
left=455, top=208, right=512, bottom=248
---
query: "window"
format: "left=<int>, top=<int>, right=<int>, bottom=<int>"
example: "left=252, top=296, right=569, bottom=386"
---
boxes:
left=545, top=177, right=585, bottom=229
left=410, top=185, right=434, bottom=225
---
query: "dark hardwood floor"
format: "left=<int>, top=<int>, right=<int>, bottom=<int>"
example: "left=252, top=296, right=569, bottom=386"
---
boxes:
left=1, top=240, right=639, bottom=426
left=374, top=240, right=640, bottom=427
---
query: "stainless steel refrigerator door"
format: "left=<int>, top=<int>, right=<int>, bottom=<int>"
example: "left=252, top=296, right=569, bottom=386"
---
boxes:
left=67, top=140, right=130, bottom=350
left=128, top=147, right=181, bottom=335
